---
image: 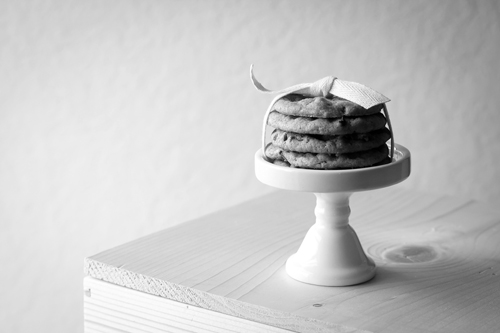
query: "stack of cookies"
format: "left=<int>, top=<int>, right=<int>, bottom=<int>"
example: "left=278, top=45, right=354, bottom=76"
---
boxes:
left=264, top=93, right=392, bottom=169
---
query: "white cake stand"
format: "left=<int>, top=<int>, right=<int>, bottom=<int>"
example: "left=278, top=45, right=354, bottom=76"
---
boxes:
left=255, top=144, right=411, bottom=286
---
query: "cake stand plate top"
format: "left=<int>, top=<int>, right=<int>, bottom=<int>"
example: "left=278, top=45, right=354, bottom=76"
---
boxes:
left=255, top=144, right=411, bottom=193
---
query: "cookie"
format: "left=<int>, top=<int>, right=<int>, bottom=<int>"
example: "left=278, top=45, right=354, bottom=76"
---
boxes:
left=272, top=94, right=383, bottom=118
left=270, top=128, right=391, bottom=154
left=267, top=111, right=387, bottom=136
left=265, top=143, right=389, bottom=169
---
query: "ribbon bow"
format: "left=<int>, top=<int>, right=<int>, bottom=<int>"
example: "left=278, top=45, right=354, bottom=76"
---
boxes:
left=250, top=64, right=390, bottom=109
left=250, top=65, right=394, bottom=162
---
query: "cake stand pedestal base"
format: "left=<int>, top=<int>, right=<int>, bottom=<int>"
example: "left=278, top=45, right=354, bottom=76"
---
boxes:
left=286, top=192, right=375, bottom=286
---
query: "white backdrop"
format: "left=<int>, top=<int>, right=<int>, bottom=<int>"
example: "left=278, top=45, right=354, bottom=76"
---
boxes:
left=1, top=0, right=499, bottom=332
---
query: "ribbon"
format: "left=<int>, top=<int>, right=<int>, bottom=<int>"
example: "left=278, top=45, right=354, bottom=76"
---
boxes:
left=250, top=65, right=394, bottom=163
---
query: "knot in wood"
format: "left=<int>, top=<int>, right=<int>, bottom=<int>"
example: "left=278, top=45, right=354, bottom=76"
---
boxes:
left=383, top=245, right=438, bottom=263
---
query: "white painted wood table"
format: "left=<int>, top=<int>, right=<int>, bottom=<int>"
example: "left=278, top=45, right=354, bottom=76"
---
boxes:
left=84, top=186, right=500, bottom=333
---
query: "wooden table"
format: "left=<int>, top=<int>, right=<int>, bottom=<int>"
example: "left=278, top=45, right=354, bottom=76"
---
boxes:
left=84, top=186, right=500, bottom=333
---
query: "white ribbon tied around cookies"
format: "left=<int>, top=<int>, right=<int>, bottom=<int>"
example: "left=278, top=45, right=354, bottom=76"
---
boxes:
left=250, top=65, right=394, bottom=163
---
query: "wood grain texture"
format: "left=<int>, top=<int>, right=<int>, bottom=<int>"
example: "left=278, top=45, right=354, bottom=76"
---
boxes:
left=84, top=277, right=293, bottom=333
left=85, top=186, right=500, bottom=333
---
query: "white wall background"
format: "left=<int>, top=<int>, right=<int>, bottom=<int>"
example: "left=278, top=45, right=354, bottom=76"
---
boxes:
left=1, top=0, right=499, bottom=332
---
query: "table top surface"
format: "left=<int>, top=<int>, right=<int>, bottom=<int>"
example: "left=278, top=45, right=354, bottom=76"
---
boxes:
left=85, top=186, right=500, bottom=333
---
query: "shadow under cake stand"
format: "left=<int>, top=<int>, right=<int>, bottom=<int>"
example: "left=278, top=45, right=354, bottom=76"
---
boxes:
left=255, top=144, right=411, bottom=286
